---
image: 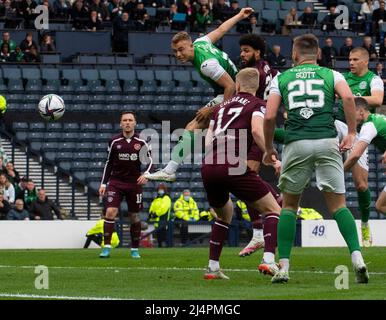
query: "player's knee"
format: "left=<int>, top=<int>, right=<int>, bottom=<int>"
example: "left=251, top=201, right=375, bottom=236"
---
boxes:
left=355, top=182, right=368, bottom=192
left=105, top=208, right=118, bottom=219
left=375, top=200, right=386, bottom=214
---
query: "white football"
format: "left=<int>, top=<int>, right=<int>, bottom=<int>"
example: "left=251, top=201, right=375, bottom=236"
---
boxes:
left=38, top=94, right=65, bottom=121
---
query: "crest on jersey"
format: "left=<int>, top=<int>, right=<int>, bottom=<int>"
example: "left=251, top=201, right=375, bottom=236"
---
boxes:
left=117, top=145, right=122, bottom=149
left=107, top=197, right=113, bottom=203
left=134, top=143, right=141, bottom=151
left=300, top=108, right=314, bottom=119
left=359, top=81, right=367, bottom=90
left=130, top=154, right=138, bottom=161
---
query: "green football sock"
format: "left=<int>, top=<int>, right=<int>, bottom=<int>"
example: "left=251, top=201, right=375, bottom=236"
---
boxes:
left=274, top=127, right=285, bottom=144
left=333, top=207, right=361, bottom=254
left=357, top=189, right=371, bottom=223
left=278, top=209, right=297, bottom=259
left=171, top=130, right=195, bottom=165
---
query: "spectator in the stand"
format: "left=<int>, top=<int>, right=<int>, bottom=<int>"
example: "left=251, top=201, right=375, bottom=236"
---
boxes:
left=267, top=45, right=286, bottom=67
left=212, top=0, right=229, bottom=23
left=195, top=4, right=213, bottom=32
left=379, top=36, right=386, bottom=57
left=300, top=6, right=316, bottom=27
left=0, top=173, right=15, bottom=204
left=339, top=37, right=354, bottom=57
left=0, top=43, right=11, bottom=62
left=173, top=189, right=199, bottom=245
left=18, top=179, right=38, bottom=212
left=89, top=0, right=110, bottom=20
left=5, top=162, right=20, bottom=186
left=108, top=0, right=123, bottom=21
left=40, top=34, right=56, bottom=53
left=321, top=37, right=338, bottom=67
left=375, top=62, right=386, bottom=83
left=20, top=0, right=38, bottom=29
left=131, top=1, right=146, bottom=20
left=71, top=0, right=89, bottom=30
left=0, top=192, right=11, bottom=220
left=243, top=14, right=259, bottom=34
left=361, top=0, right=375, bottom=17
left=123, top=0, right=137, bottom=15
left=53, top=0, right=72, bottom=19
left=23, top=45, right=41, bottom=62
left=178, top=0, right=194, bottom=29
left=0, top=157, right=6, bottom=173
left=372, top=1, right=386, bottom=41
left=112, top=11, right=134, bottom=52
left=9, top=46, right=24, bottom=62
left=86, top=9, right=104, bottom=31
left=42, top=0, right=56, bottom=18
left=30, top=189, right=62, bottom=220
left=20, top=32, right=38, bottom=53
left=3, top=0, right=19, bottom=29
left=0, top=32, right=16, bottom=53
left=321, top=6, right=338, bottom=32
left=282, top=7, right=298, bottom=35
left=6, top=199, right=30, bottom=220
left=362, top=36, right=378, bottom=59
left=135, top=12, right=152, bottom=31
left=15, top=177, right=28, bottom=200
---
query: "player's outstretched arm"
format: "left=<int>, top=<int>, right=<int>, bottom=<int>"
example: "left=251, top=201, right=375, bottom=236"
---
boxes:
left=344, top=141, right=369, bottom=171
left=206, top=7, right=254, bottom=44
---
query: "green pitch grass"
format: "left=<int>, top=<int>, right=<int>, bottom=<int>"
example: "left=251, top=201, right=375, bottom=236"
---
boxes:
left=0, top=247, right=385, bottom=300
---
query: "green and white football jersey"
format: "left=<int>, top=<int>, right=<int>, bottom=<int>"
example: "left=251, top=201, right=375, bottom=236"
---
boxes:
left=193, top=36, right=238, bottom=95
left=335, top=71, right=383, bottom=123
left=270, top=64, right=345, bottom=144
left=358, top=113, right=386, bottom=152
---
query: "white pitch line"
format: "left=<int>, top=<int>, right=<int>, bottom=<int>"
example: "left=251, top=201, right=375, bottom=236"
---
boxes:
left=0, top=264, right=385, bottom=275
left=0, top=293, right=129, bottom=300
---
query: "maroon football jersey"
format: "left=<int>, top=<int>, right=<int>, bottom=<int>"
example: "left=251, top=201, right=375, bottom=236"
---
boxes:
left=204, top=92, right=266, bottom=167
left=254, top=60, right=278, bottom=100
left=101, top=133, right=152, bottom=185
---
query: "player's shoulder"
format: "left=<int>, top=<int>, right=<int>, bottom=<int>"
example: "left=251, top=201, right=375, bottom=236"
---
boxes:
left=133, top=134, right=149, bottom=146
left=110, top=133, right=124, bottom=144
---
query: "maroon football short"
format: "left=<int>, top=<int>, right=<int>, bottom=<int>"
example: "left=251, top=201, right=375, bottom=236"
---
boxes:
left=201, top=165, right=270, bottom=208
left=247, top=142, right=263, bottom=162
left=105, top=180, right=143, bottom=212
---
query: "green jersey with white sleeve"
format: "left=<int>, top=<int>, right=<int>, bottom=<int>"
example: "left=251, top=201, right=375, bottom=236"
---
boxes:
left=335, top=71, right=383, bottom=123
left=193, top=36, right=238, bottom=95
left=358, top=113, right=386, bottom=152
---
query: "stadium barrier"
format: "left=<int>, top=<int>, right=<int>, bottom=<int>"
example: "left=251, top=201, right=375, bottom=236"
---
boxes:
left=301, top=220, right=386, bottom=247
left=1, top=220, right=385, bottom=249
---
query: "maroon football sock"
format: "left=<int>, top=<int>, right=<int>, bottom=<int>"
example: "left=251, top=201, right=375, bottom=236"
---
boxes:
left=130, top=221, right=142, bottom=249
left=263, top=213, right=279, bottom=254
left=209, top=220, right=229, bottom=261
left=246, top=205, right=263, bottom=229
left=103, top=218, right=115, bottom=246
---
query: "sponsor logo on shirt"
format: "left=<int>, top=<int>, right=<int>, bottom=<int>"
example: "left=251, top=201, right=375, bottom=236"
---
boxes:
left=118, top=153, right=138, bottom=161
left=359, top=81, right=367, bottom=90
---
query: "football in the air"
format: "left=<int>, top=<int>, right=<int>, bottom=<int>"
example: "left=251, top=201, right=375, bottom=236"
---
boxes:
left=38, top=94, right=65, bottom=121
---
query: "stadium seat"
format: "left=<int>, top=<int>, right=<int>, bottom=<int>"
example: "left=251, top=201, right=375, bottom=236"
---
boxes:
left=12, top=122, right=29, bottom=131
left=29, top=122, right=46, bottom=131
left=96, top=56, right=115, bottom=64
left=264, top=1, right=280, bottom=10
left=80, top=123, right=97, bottom=132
